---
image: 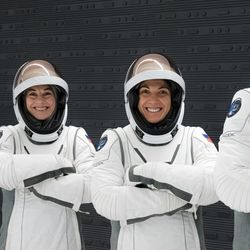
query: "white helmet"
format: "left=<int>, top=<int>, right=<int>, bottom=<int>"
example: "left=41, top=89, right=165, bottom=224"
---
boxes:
left=13, top=60, right=68, bottom=143
left=124, top=53, right=185, bottom=145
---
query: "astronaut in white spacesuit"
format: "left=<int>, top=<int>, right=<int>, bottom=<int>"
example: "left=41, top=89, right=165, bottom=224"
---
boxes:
left=0, top=60, right=95, bottom=250
left=91, top=53, right=218, bottom=250
left=215, top=88, right=250, bottom=250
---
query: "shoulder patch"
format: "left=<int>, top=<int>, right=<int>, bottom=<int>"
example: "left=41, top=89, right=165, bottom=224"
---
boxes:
left=97, top=135, right=108, bottom=151
left=227, top=97, right=241, bottom=118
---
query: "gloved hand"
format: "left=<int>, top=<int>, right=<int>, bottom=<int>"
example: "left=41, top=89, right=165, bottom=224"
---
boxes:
left=12, top=154, right=75, bottom=188
left=124, top=165, right=144, bottom=187
left=56, top=155, right=76, bottom=175
left=29, top=173, right=85, bottom=211
left=129, top=162, right=204, bottom=204
left=124, top=165, right=155, bottom=190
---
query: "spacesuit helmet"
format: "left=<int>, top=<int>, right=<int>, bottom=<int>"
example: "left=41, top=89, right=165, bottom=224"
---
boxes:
left=124, top=53, right=185, bottom=145
left=13, top=60, right=68, bottom=143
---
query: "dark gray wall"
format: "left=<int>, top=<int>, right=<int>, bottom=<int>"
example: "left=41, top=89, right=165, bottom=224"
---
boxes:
left=1, top=0, right=250, bottom=249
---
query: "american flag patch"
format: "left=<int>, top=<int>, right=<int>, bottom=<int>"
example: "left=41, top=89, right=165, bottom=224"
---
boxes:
left=85, top=134, right=93, bottom=144
left=202, top=133, right=213, bottom=143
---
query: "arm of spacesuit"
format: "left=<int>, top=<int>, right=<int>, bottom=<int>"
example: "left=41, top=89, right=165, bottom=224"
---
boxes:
left=127, top=127, right=218, bottom=206
left=91, top=130, right=189, bottom=223
left=29, top=174, right=85, bottom=211
left=0, top=151, right=74, bottom=190
left=72, top=128, right=96, bottom=203
left=29, top=128, right=96, bottom=210
left=215, top=88, right=250, bottom=213
left=0, top=126, right=74, bottom=190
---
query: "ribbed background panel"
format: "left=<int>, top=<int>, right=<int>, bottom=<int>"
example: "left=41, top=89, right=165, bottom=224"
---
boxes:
left=1, top=1, right=249, bottom=249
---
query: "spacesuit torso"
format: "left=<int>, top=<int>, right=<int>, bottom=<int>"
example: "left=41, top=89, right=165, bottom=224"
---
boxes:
left=92, top=124, right=217, bottom=250
left=120, top=125, right=200, bottom=250
left=0, top=124, right=94, bottom=250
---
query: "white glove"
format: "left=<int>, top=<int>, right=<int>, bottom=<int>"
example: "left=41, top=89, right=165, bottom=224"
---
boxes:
left=129, top=162, right=204, bottom=204
left=124, top=165, right=156, bottom=190
left=13, top=154, right=75, bottom=188
left=29, top=173, right=85, bottom=211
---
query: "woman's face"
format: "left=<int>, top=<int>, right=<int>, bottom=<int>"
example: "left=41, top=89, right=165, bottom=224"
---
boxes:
left=25, top=85, right=56, bottom=120
left=138, top=79, right=171, bottom=124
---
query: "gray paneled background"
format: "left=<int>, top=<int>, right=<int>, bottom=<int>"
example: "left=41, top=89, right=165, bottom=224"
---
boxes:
left=1, top=0, right=250, bottom=249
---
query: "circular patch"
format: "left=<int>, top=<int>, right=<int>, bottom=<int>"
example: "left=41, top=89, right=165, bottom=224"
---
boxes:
left=97, top=135, right=108, bottom=151
left=227, top=97, right=241, bottom=118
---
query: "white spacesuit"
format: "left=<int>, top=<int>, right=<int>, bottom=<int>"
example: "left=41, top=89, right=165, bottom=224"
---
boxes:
left=215, top=88, right=250, bottom=250
left=0, top=60, right=95, bottom=250
left=91, top=53, right=218, bottom=250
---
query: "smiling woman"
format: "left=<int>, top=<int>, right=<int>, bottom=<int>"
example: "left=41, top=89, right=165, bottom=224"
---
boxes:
left=0, top=59, right=96, bottom=250
left=138, top=79, right=171, bottom=124
left=25, top=85, right=57, bottom=121
left=13, top=60, right=68, bottom=142
left=91, top=53, right=218, bottom=250
left=125, top=53, right=184, bottom=145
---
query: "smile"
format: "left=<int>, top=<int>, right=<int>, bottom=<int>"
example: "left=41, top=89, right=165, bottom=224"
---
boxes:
left=146, top=107, right=161, bottom=113
left=34, top=107, right=48, bottom=111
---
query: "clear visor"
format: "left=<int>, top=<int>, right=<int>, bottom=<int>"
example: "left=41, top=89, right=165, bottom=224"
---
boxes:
left=126, top=53, right=176, bottom=83
left=124, top=54, right=185, bottom=98
left=14, top=60, right=60, bottom=89
left=13, top=60, right=68, bottom=102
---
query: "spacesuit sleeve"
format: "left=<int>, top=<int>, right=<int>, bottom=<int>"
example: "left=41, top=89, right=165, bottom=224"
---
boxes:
left=215, top=89, right=250, bottom=212
left=91, top=129, right=188, bottom=222
left=73, top=128, right=96, bottom=203
left=30, top=127, right=95, bottom=210
left=29, top=174, right=86, bottom=211
left=0, top=126, right=74, bottom=190
left=128, top=127, right=218, bottom=206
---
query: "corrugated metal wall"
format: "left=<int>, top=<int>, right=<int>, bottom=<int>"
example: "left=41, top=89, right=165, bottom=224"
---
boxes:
left=1, top=0, right=250, bottom=249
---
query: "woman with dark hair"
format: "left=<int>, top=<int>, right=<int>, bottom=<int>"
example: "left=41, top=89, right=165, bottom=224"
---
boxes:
left=91, top=53, right=218, bottom=250
left=0, top=60, right=95, bottom=250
